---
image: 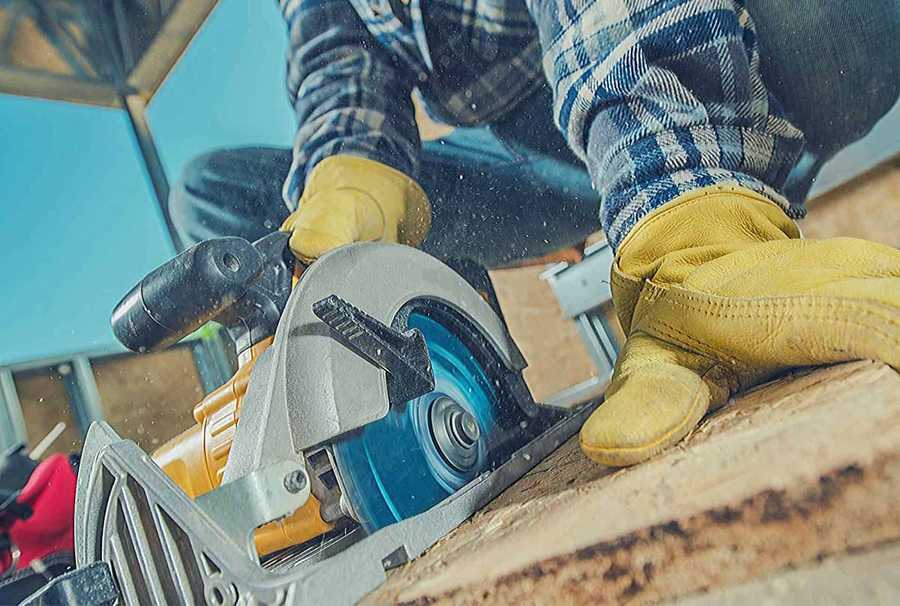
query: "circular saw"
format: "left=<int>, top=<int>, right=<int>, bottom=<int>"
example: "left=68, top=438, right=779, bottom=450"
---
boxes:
left=31, top=234, right=605, bottom=606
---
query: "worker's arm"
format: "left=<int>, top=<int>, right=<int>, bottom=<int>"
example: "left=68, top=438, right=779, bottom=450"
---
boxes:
left=278, top=0, right=430, bottom=261
left=525, top=0, right=805, bottom=249
left=525, top=0, right=900, bottom=465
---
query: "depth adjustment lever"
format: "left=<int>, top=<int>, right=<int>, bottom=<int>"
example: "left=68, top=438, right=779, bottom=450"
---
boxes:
left=313, top=295, right=435, bottom=403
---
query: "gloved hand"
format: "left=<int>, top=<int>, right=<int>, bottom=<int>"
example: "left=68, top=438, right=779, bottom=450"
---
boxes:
left=281, top=155, right=431, bottom=262
left=581, top=185, right=900, bottom=466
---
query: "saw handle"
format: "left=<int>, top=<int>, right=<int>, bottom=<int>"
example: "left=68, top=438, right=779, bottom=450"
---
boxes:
left=111, top=233, right=293, bottom=353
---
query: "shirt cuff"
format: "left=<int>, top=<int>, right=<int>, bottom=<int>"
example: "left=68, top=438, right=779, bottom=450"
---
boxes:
left=590, top=122, right=805, bottom=249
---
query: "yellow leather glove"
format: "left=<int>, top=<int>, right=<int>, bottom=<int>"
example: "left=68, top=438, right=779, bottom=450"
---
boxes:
left=281, top=155, right=431, bottom=262
left=581, top=185, right=900, bottom=467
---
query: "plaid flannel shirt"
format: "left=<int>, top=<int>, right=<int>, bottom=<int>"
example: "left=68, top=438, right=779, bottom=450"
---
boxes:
left=279, top=0, right=805, bottom=248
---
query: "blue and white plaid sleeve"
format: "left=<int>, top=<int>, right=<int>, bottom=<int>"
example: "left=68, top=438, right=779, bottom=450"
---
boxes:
left=526, top=0, right=806, bottom=248
left=279, top=0, right=420, bottom=208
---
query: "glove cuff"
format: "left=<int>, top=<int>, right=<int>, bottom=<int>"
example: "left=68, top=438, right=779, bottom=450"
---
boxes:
left=610, top=185, right=800, bottom=333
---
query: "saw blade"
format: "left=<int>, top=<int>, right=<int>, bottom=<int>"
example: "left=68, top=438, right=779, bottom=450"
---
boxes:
left=330, top=307, right=538, bottom=533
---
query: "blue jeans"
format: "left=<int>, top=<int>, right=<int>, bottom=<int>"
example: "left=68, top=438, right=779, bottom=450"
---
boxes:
left=171, top=86, right=601, bottom=267
left=170, top=0, right=899, bottom=267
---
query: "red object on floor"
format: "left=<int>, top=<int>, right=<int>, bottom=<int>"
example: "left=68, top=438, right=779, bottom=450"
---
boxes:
left=0, top=454, right=76, bottom=574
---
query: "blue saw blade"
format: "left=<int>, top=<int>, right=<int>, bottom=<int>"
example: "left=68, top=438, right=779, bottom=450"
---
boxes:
left=330, top=311, right=504, bottom=532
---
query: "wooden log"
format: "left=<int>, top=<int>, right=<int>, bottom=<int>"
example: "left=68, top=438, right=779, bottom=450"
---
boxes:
left=678, top=542, right=900, bottom=605
left=363, top=361, right=900, bottom=605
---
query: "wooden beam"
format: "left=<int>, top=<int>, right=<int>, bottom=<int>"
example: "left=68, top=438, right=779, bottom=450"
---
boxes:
left=489, top=264, right=602, bottom=402
left=0, top=66, right=119, bottom=107
left=128, top=0, right=219, bottom=102
left=679, top=543, right=900, bottom=605
left=363, top=361, right=900, bottom=605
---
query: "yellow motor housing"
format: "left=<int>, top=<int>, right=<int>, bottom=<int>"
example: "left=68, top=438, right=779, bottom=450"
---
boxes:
left=152, top=337, right=333, bottom=557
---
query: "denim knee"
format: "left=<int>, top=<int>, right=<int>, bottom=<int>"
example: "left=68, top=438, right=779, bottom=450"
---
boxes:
left=167, top=151, right=219, bottom=225
left=166, top=153, right=212, bottom=248
left=168, top=147, right=293, bottom=248
left=749, top=0, right=900, bottom=153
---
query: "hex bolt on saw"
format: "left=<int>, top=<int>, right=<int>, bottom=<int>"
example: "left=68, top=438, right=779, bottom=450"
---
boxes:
left=24, top=234, right=616, bottom=605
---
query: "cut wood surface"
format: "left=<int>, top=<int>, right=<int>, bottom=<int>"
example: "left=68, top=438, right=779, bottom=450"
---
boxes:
left=363, top=361, right=900, bottom=604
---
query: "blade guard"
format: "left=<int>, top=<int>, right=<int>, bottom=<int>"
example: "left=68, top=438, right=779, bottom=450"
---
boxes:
left=222, top=243, right=528, bottom=484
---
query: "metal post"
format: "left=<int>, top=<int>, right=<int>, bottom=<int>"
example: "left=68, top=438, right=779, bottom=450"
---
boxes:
left=61, top=357, right=105, bottom=438
left=121, top=93, right=183, bottom=252
left=0, top=368, right=28, bottom=449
